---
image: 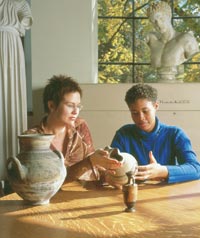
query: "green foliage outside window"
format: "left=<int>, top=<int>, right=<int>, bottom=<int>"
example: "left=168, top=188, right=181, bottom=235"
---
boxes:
left=98, top=0, right=200, bottom=83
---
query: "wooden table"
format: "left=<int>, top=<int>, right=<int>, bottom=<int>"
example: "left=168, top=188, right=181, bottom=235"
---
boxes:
left=0, top=180, right=200, bottom=238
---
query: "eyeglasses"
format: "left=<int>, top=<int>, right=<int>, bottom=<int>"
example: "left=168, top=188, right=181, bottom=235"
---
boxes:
left=65, top=102, right=83, bottom=111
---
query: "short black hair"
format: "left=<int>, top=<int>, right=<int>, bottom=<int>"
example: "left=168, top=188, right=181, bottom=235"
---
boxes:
left=43, top=75, right=82, bottom=113
left=125, top=84, right=158, bottom=106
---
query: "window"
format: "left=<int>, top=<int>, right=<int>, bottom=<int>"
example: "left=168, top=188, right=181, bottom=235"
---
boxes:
left=98, top=0, right=200, bottom=83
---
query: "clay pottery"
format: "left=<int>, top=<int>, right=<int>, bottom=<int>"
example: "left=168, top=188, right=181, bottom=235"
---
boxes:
left=123, top=171, right=138, bottom=212
left=104, top=146, right=138, bottom=186
left=7, top=134, right=66, bottom=205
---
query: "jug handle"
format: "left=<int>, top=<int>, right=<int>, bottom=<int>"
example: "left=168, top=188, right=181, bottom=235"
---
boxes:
left=7, top=157, right=27, bottom=181
left=53, top=150, right=65, bottom=161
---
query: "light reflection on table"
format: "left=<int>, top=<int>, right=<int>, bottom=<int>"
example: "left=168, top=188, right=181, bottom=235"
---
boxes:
left=0, top=180, right=200, bottom=238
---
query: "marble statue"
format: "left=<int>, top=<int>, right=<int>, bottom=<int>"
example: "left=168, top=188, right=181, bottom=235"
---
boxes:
left=146, top=1, right=199, bottom=82
left=0, top=0, right=33, bottom=180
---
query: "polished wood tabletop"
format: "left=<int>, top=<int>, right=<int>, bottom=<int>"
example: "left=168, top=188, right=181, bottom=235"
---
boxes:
left=0, top=180, right=200, bottom=238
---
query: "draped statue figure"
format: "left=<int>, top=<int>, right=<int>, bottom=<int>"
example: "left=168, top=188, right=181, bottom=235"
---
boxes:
left=0, top=0, right=33, bottom=180
left=146, top=1, right=199, bottom=82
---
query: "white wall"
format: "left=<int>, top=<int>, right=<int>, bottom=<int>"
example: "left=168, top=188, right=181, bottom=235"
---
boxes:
left=29, top=84, right=200, bottom=160
left=1, top=0, right=199, bottom=181
left=29, top=0, right=200, bottom=161
left=31, top=0, right=98, bottom=89
left=79, top=84, right=200, bottom=159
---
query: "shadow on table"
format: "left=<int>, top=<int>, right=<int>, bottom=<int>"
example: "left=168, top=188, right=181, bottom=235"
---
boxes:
left=1, top=212, right=200, bottom=238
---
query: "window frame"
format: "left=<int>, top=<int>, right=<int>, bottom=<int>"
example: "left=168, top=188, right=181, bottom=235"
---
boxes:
left=98, top=0, right=200, bottom=83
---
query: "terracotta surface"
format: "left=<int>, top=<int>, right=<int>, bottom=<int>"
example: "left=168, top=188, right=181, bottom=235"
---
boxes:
left=0, top=180, right=200, bottom=238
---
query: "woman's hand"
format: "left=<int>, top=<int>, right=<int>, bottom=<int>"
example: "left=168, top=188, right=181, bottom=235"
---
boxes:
left=89, top=149, right=123, bottom=189
left=90, top=149, right=122, bottom=170
left=135, top=151, right=168, bottom=181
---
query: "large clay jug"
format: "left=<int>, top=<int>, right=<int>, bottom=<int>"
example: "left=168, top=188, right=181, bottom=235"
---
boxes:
left=7, top=134, right=66, bottom=205
left=104, top=146, right=138, bottom=186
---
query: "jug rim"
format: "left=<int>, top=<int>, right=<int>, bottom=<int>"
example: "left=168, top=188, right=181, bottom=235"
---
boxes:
left=18, top=134, right=55, bottom=139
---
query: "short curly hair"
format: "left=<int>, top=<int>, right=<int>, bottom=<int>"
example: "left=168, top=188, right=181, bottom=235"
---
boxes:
left=43, top=75, right=82, bottom=113
left=125, top=84, right=158, bottom=106
left=147, top=1, right=172, bottom=19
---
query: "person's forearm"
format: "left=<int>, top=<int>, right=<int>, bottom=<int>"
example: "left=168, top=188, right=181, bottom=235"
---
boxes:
left=167, top=162, right=200, bottom=183
left=64, top=157, right=92, bottom=183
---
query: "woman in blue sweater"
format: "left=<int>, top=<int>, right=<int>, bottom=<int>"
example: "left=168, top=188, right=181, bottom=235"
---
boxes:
left=111, top=84, right=200, bottom=183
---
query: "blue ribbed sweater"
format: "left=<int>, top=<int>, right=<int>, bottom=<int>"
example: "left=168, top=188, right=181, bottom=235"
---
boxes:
left=111, top=118, right=200, bottom=183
